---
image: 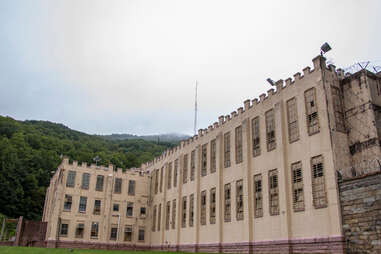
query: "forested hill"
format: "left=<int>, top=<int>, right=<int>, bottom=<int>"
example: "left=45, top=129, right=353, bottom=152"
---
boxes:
left=0, top=116, right=178, bottom=220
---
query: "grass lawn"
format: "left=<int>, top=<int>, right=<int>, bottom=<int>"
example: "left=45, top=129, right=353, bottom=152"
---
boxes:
left=0, top=246, right=183, bottom=254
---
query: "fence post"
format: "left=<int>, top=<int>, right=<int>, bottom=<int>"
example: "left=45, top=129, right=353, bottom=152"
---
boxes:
left=13, top=216, right=23, bottom=246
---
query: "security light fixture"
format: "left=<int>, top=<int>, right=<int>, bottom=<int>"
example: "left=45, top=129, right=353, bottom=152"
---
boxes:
left=320, top=42, right=331, bottom=55
left=266, top=78, right=275, bottom=86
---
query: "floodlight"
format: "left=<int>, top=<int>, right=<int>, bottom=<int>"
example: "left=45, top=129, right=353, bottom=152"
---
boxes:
left=266, top=78, right=275, bottom=86
left=320, top=42, right=332, bottom=55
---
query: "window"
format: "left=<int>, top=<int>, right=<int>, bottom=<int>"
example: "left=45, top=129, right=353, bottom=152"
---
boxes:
left=172, top=199, right=176, bottom=229
left=224, top=183, right=231, bottom=222
left=174, top=159, right=178, bottom=187
left=269, top=170, right=279, bottom=216
left=305, top=87, right=319, bottom=135
left=291, top=162, right=305, bottom=212
left=266, top=109, right=276, bottom=151
left=138, top=227, right=145, bottom=242
left=152, top=205, right=157, bottom=232
left=155, top=169, right=159, bottom=194
left=91, top=222, right=99, bottom=238
left=75, top=223, right=84, bottom=238
left=210, top=139, right=217, bottom=173
left=81, top=173, right=90, bottom=190
left=113, top=203, right=119, bottom=212
left=252, top=117, right=261, bottom=157
left=63, top=195, right=72, bottom=211
left=165, top=201, right=170, bottom=230
left=189, top=194, right=194, bottom=227
left=126, top=202, right=134, bottom=217
left=287, top=97, right=299, bottom=143
left=235, top=126, right=243, bottom=164
left=114, top=178, right=122, bottom=194
left=183, top=154, right=188, bottom=184
left=79, top=196, right=87, bottom=213
left=110, top=225, right=118, bottom=240
left=94, top=200, right=101, bottom=215
left=60, top=222, right=69, bottom=237
left=128, top=180, right=136, bottom=196
left=311, top=155, right=327, bottom=208
left=124, top=225, right=133, bottom=241
left=95, top=175, right=104, bottom=191
left=140, top=207, right=146, bottom=218
left=224, top=132, right=231, bottom=168
left=160, top=167, right=164, bottom=193
left=236, top=179, right=244, bottom=220
left=66, top=170, right=76, bottom=187
left=201, top=144, right=207, bottom=176
left=190, top=150, right=195, bottom=181
left=167, top=162, right=172, bottom=190
left=254, top=174, right=263, bottom=218
left=331, top=86, right=345, bottom=132
left=210, top=188, right=216, bottom=224
left=201, top=190, right=206, bottom=225
left=158, top=203, right=162, bottom=231
left=182, top=196, right=187, bottom=228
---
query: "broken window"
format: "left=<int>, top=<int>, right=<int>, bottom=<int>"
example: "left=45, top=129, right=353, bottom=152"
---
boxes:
left=210, top=139, right=217, bottom=173
left=66, top=170, right=76, bottom=187
left=91, top=222, right=99, bottom=238
left=311, top=155, right=327, bottom=208
left=235, top=126, right=243, bottom=164
left=201, top=144, right=207, bottom=176
left=189, top=194, right=194, bottom=227
left=78, top=196, right=87, bottom=213
left=224, top=132, right=231, bottom=168
left=183, top=154, right=188, bottom=184
left=60, top=222, right=69, bottom=237
left=128, top=180, right=136, bottom=196
left=126, top=202, right=133, bottom=217
left=331, top=86, right=345, bottom=132
left=165, top=201, right=170, bottom=230
left=266, top=109, right=276, bottom=151
left=167, top=162, right=172, bottom=190
left=155, top=169, right=159, bottom=194
left=305, top=87, right=320, bottom=135
left=224, top=183, right=231, bottom=222
left=160, top=167, right=164, bottom=192
left=182, top=196, right=187, bottom=228
left=174, top=159, right=178, bottom=187
left=190, top=150, right=195, bottom=181
left=93, top=200, right=101, bottom=215
left=201, top=190, right=206, bottom=225
left=269, top=169, right=279, bottom=216
left=81, top=173, right=90, bottom=190
left=110, top=225, right=118, bottom=240
left=124, top=225, right=133, bottom=241
left=172, top=199, right=176, bottom=229
left=158, top=203, right=162, bottom=231
left=254, top=174, right=263, bottom=218
left=140, top=207, right=146, bottom=218
left=291, top=161, right=305, bottom=212
left=95, top=175, right=104, bottom=191
left=210, top=187, right=216, bottom=224
left=287, top=97, right=299, bottom=143
left=236, top=179, right=244, bottom=220
left=113, top=203, right=119, bottom=212
left=114, top=178, right=122, bottom=194
left=138, top=227, right=145, bottom=242
left=252, top=117, right=261, bottom=157
left=75, top=223, right=84, bottom=238
left=63, top=195, right=72, bottom=211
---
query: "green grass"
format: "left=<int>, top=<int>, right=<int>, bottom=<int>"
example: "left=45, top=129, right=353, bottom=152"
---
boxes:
left=0, top=246, right=184, bottom=254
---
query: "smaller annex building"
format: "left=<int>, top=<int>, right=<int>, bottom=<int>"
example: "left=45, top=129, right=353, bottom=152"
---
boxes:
left=43, top=55, right=381, bottom=254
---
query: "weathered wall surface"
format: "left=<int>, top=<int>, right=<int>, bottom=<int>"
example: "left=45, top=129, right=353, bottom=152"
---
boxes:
left=339, top=172, right=381, bottom=254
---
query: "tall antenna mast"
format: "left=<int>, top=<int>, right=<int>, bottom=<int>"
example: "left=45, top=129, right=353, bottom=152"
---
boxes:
left=194, top=81, right=198, bottom=135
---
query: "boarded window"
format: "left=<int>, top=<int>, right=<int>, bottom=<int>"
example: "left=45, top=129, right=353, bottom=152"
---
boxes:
left=224, top=132, right=231, bottom=168
left=210, top=139, right=217, bottom=173
left=210, top=187, right=216, bottom=224
left=174, top=159, right=178, bottom=187
left=254, top=174, right=263, bottom=218
left=63, top=195, right=72, bottom=211
left=182, top=196, right=187, bottom=228
left=75, top=223, right=84, bottom=238
left=95, top=175, right=104, bottom=191
left=79, top=196, right=87, bottom=213
left=235, top=126, right=243, bottom=164
left=124, top=225, right=133, bottom=241
left=128, top=180, right=136, bottom=196
left=224, top=183, right=231, bottom=222
left=269, top=170, right=279, bottom=216
left=167, top=162, right=172, bottom=189
left=152, top=205, right=157, bottom=232
left=190, top=150, right=195, bottom=181
left=236, top=179, right=244, bottom=220
left=60, top=222, right=69, bottom=237
left=172, top=199, right=176, bottom=229
left=66, top=170, right=76, bottom=187
left=201, top=144, right=207, bottom=176
left=252, top=117, right=261, bottom=157
left=189, top=194, right=194, bottom=227
left=200, top=190, right=207, bottom=225
left=126, top=202, right=133, bottom=217
left=311, top=155, right=327, bottom=208
left=287, top=97, right=299, bottom=143
left=165, top=201, right=170, bottom=230
left=138, top=227, right=145, bottom=242
left=266, top=109, right=276, bottom=151
left=158, top=203, right=161, bottom=231
left=155, top=169, right=159, bottom=194
left=291, top=161, right=305, bottom=212
left=160, top=167, right=164, bottom=192
left=114, top=178, right=122, bottom=194
left=305, top=87, right=319, bottom=135
left=331, top=86, right=345, bottom=132
left=81, top=173, right=90, bottom=190
left=93, top=200, right=101, bottom=215
left=183, top=154, right=188, bottom=184
left=91, top=222, right=99, bottom=238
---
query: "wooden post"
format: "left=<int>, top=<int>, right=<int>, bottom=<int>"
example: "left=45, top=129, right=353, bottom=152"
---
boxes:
left=14, top=216, right=23, bottom=246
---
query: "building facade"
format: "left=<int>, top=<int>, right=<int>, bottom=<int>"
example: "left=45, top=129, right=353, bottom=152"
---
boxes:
left=43, top=55, right=381, bottom=253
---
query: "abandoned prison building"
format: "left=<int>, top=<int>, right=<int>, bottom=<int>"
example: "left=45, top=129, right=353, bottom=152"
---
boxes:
left=42, top=55, right=381, bottom=254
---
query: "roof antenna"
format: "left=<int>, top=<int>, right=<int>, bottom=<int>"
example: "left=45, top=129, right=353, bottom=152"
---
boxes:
left=194, top=81, right=198, bottom=135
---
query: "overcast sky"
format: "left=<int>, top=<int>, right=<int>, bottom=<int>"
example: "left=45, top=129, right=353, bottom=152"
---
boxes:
left=0, top=0, right=380, bottom=135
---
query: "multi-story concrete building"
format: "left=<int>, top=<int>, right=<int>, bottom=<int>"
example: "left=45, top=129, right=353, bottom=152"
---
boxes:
left=43, top=55, right=381, bottom=253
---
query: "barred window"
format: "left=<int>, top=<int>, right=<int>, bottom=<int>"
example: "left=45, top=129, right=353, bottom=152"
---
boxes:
left=291, top=162, right=305, bottom=212
left=182, top=196, right=187, bottom=228
left=189, top=194, right=194, bottom=227
left=254, top=174, right=263, bottom=218
left=155, top=169, right=159, bottom=194
left=79, top=196, right=87, bottom=213
left=126, top=202, right=133, bottom=217
left=311, top=155, right=327, bottom=208
left=114, top=178, right=122, bottom=194
left=200, top=190, right=206, bottom=225
left=81, top=173, right=90, bottom=190
left=183, top=154, right=188, bottom=184
left=138, top=227, right=145, bottom=242
left=235, top=126, right=243, bottom=164
left=158, top=203, right=162, bottom=231
left=110, top=225, right=118, bottom=240
left=210, top=187, right=216, bottom=224
left=66, top=170, right=76, bottom=187
left=269, top=169, right=279, bottom=216
left=266, top=109, right=276, bottom=151
left=252, top=117, right=261, bottom=157
left=331, top=86, right=345, bottom=132
left=128, top=180, right=136, bottom=196
left=210, top=139, right=217, bottom=173
left=152, top=205, right=157, bottom=232
left=75, top=223, right=84, bottom=238
left=167, top=162, right=172, bottom=189
left=287, top=97, right=299, bottom=143
left=172, top=199, right=176, bottom=229
left=93, top=200, right=101, bottom=215
left=165, top=201, right=170, bottom=230
left=60, top=222, right=69, bottom=237
left=63, top=195, right=72, bottom=211
left=91, top=222, right=99, bottom=238
left=201, top=144, right=207, bottom=176
left=160, top=167, right=164, bottom=192
left=224, top=183, right=231, bottom=222
left=95, top=175, right=104, bottom=191
left=124, top=225, right=133, bottom=241
left=224, top=132, right=231, bottom=168
left=305, top=87, right=320, bottom=135
left=236, top=179, right=244, bottom=220
left=174, top=159, right=178, bottom=187
left=190, top=150, right=195, bottom=181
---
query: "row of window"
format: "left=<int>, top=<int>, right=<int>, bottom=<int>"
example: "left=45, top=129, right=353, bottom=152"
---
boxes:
left=151, top=155, right=327, bottom=231
left=63, top=195, right=146, bottom=217
left=59, top=221, right=145, bottom=242
left=66, top=171, right=136, bottom=195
